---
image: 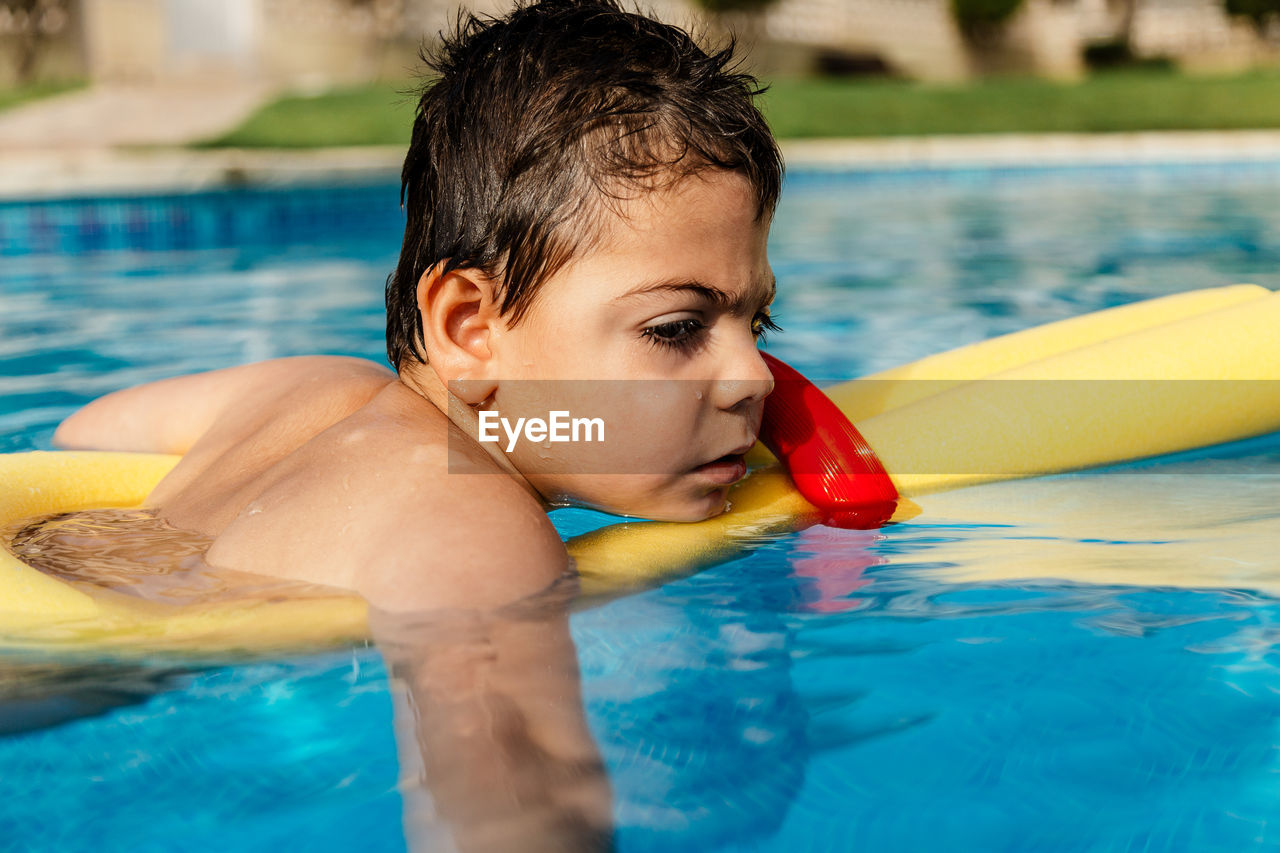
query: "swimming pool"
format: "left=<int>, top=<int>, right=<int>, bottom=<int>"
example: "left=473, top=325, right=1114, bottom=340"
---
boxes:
left=3, top=162, right=1280, bottom=851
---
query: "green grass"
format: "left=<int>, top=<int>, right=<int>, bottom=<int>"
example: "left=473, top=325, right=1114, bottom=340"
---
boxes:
left=759, top=68, right=1280, bottom=137
left=197, top=83, right=420, bottom=148
left=0, top=79, right=84, bottom=112
left=197, top=68, right=1280, bottom=147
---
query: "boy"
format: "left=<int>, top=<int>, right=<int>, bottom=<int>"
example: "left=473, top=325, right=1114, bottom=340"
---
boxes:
left=53, top=0, right=783, bottom=615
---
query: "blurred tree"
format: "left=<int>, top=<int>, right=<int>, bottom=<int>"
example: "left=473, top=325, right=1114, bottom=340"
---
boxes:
left=1223, top=0, right=1280, bottom=35
left=0, top=0, right=71, bottom=84
left=689, top=0, right=780, bottom=74
left=950, top=0, right=1025, bottom=41
left=342, top=0, right=412, bottom=79
left=1081, top=0, right=1141, bottom=71
left=345, top=0, right=407, bottom=40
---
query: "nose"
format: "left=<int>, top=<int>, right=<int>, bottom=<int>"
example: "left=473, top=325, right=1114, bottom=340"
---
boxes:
left=710, top=337, right=775, bottom=413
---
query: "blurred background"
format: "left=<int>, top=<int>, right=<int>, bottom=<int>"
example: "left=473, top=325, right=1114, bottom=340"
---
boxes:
left=2, top=0, right=1280, bottom=149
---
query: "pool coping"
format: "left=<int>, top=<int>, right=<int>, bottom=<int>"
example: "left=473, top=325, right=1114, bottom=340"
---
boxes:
left=3, top=130, right=1280, bottom=199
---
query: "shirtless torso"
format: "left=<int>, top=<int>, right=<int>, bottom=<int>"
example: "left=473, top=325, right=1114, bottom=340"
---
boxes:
left=52, top=356, right=568, bottom=612
left=47, top=357, right=612, bottom=850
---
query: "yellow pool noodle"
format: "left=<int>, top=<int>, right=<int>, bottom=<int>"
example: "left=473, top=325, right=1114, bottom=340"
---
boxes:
left=1, top=284, right=1277, bottom=649
left=747, top=282, right=1268, bottom=465
left=864, top=291, right=1280, bottom=496
left=0, top=452, right=367, bottom=654
left=826, top=282, right=1269, bottom=421
left=576, top=287, right=1280, bottom=590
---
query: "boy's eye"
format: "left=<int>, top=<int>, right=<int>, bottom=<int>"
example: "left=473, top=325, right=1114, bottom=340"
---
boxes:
left=752, top=311, right=782, bottom=342
left=642, top=318, right=706, bottom=352
left=641, top=311, right=782, bottom=353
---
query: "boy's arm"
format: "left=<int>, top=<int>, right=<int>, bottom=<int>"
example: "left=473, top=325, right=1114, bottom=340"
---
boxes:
left=365, top=493, right=610, bottom=851
left=52, top=356, right=393, bottom=454
left=375, top=599, right=614, bottom=853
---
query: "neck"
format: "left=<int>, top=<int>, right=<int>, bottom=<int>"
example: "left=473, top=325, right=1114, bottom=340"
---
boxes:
left=396, top=362, right=550, bottom=509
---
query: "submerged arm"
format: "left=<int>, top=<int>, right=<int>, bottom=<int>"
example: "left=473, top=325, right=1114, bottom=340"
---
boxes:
left=373, top=590, right=614, bottom=853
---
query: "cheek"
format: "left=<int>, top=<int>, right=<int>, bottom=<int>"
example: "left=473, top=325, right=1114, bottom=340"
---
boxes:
left=503, top=381, right=705, bottom=477
left=593, top=386, right=701, bottom=461
left=497, top=377, right=725, bottom=518
left=503, top=309, right=618, bottom=380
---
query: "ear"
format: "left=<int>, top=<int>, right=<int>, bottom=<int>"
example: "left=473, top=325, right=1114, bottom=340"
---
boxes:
left=417, top=263, right=505, bottom=405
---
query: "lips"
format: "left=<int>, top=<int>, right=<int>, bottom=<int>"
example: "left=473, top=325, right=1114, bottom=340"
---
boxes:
left=691, top=439, right=755, bottom=486
left=691, top=453, right=747, bottom=485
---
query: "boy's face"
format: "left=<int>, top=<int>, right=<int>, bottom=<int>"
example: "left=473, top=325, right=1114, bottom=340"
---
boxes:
left=481, top=169, right=777, bottom=521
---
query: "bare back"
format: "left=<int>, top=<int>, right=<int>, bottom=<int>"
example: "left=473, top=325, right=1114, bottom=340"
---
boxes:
left=54, top=357, right=569, bottom=610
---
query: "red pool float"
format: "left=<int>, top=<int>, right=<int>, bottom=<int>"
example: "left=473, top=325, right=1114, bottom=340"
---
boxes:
left=758, top=352, right=900, bottom=529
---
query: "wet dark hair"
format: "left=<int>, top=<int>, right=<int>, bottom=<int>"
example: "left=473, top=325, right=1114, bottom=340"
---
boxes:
left=385, top=0, right=784, bottom=370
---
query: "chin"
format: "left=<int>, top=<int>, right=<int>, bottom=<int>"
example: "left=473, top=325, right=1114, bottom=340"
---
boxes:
left=618, top=489, right=730, bottom=522
left=556, top=476, right=734, bottom=522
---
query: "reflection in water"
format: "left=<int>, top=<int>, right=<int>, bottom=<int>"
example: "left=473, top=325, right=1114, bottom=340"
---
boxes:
left=906, top=462, right=1280, bottom=594
left=746, top=464, right=1280, bottom=851
left=0, top=658, right=189, bottom=737
left=576, top=566, right=811, bottom=851
left=4, top=472, right=1280, bottom=849
left=0, top=648, right=404, bottom=849
left=789, top=525, right=884, bottom=614
left=372, top=586, right=614, bottom=853
left=3, top=509, right=614, bottom=851
left=536, top=450, right=1280, bottom=851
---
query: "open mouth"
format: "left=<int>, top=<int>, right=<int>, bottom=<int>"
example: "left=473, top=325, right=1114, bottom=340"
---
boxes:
left=691, top=452, right=748, bottom=485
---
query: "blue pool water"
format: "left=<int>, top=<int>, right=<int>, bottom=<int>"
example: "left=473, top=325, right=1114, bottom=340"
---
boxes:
left=3, top=163, right=1280, bottom=851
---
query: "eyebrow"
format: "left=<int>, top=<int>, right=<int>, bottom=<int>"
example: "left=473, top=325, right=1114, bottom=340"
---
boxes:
left=613, top=273, right=777, bottom=313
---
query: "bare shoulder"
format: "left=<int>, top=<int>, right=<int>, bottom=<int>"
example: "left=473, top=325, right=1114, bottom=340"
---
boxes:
left=185, top=377, right=567, bottom=613
left=190, top=356, right=397, bottom=434
left=354, top=451, right=569, bottom=613
left=232, top=355, right=395, bottom=392
left=55, top=355, right=394, bottom=454
left=204, top=356, right=396, bottom=434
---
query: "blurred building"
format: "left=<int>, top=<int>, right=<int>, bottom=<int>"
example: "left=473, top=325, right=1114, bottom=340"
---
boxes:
left=2, top=0, right=1277, bottom=87
left=693, top=0, right=1278, bottom=79
left=77, top=0, right=435, bottom=85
